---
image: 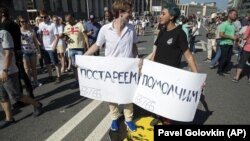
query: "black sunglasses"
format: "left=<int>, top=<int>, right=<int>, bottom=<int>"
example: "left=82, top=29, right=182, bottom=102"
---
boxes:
left=20, top=20, right=27, bottom=23
left=41, top=16, right=47, bottom=19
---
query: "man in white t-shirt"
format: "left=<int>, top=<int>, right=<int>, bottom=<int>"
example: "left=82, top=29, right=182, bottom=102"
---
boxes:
left=38, top=10, right=61, bottom=83
left=84, top=0, right=138, bottom=132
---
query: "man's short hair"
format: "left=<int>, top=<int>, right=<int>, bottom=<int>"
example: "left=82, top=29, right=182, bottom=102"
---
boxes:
left=65, top=13, right=74, bottom=18
left=112, top=0, right=132, bottom=18
left=39, top=10, right=48, bottom=15
left=228, top=9, right=237, bottom=15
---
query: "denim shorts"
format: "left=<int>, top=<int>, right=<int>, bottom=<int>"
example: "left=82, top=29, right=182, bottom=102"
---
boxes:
left=23, top=52, right=36, bottom=60
left=69, top=48, right=84, bottom=66
left=42, top=49, right=59, bottom=65
left=0, top=73, right=23, bottom=102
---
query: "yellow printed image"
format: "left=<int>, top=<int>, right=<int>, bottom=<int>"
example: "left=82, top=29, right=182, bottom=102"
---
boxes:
left=124, top=116, right=162, bottom=141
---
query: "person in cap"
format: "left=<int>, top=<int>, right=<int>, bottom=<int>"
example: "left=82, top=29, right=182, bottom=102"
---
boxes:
left=84, top=14, right=102, bottom=56
left=204, top=13, right=218, bottom=62
left=144, top=3, right=199, bottom=124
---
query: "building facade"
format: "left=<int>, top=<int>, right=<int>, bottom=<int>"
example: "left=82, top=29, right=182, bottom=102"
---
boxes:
left=237, top=0, right=250, bottom=17
left=227, top=0, right=250, bottom=17
left=178, top=1, right=217, bottom=17
left=1, top=0, right=179, bottom=20
left=203, top=5, right=217, bottom=17
left=227, top=0, right=240, bottom=9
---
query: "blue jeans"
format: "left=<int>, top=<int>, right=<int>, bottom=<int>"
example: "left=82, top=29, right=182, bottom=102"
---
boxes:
left=210, top=46, right=221, bottom=67
left=23, top=52, right=36, bottom=60
left=69, top=48, right=84, bottom=66
left=42, top=50, right=59, bottom=65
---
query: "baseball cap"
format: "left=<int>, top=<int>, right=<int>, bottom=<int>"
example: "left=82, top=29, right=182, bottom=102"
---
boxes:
left=89, top=14, right=95, bottom=19
left=211, top=13, right=217, bottom=19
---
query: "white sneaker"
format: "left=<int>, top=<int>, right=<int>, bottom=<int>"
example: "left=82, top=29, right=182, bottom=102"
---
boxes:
left=246, top=61, right=250, bottom=66
left=33, top=81, right=43, bottom=87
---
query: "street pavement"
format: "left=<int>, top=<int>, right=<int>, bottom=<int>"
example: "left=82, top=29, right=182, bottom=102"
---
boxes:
left=0, top=26, right=250, bottom=141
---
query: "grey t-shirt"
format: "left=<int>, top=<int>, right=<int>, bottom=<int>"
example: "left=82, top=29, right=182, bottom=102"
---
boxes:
left=0, top=30, right=18, bottom=75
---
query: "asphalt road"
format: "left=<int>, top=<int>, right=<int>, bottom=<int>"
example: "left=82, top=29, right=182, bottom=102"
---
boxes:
left=0, top=26, right=250, bottom=141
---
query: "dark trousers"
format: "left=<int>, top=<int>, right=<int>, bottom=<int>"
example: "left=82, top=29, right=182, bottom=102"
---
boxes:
left=189, top=35, right=196, bottom=53
left=39, top=55, right=44, bottom=69
left=237, top=50, right=250, bottom=69
left=16, top=60, right=34, bottom=98
left=217, top=45, right=233, bottom=74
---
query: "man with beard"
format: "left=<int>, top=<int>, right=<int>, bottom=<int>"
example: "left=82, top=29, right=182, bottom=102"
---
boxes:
left=217, top=9, right=238, bottom=76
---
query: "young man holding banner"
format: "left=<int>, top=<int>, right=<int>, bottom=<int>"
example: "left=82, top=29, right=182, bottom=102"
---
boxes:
left=145, top=3, right=198, bottom=124
left=84, top=0, right=138, bottom=132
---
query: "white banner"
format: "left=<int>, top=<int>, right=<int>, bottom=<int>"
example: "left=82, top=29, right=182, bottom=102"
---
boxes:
left=76, top=56, right=207, bottom=122
left=134, top=60, right=207, bottom=122
left=76, top=56, right=140, bottom=104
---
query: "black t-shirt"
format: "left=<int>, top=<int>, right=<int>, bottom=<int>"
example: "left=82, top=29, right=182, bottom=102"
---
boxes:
left=154, top=25, right=188, bottom=68
left=157, top=24, right=165, bottom=30
left=33, top=26, right=39, bottom=38
left=1, top=20, right=21, bottom=50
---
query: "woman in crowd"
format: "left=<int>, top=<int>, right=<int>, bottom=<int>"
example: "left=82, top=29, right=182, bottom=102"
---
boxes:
left=18, top=16, right=42, bottom=87
left=145, top=3, right=198, bottom=124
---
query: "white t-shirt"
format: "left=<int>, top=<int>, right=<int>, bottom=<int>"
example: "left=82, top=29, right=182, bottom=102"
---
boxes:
left=39, top=21, right=58, bottom=50
left=96, top=22, right=138, bottom=57
left=192, top=21, right=199, bottom=36
left=0, top=30, right=18, bottom=75
left=56, top=24, right=65, bottom=47
left=234, top=20, right=241, bottom=33
left=239, top=25, right=248, bottom=35
left=128, top=20, right=134, bottom=26
left=141, top=20, right=146, bottom=28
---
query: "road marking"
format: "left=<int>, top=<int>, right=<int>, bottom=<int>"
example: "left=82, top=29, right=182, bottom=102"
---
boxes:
left=45, top=100, right=102, bottom=141
left=138, top=47, right=146, bottom=51
left=85, top=113, right=111, bottom=141
left=195, top=40, right=207, bottom=51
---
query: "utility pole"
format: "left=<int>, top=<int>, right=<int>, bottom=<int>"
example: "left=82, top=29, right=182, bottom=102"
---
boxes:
left=86, top=0, right=89, bottom=19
